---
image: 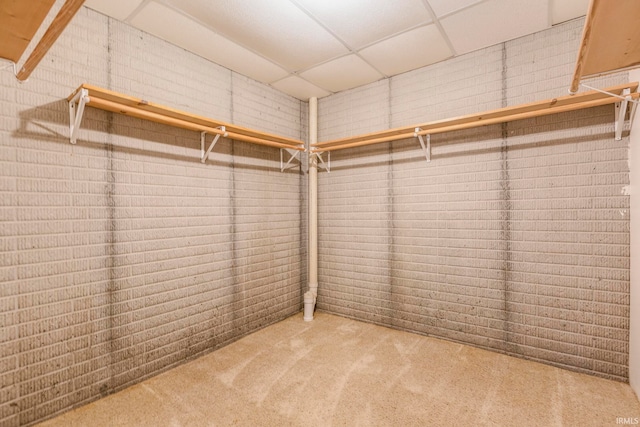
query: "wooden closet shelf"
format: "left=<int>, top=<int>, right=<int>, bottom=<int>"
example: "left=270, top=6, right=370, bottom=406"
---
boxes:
left=67, top=83, right=305, bottom=152
left=570, top=0, right=640, bottom=93
left=312, top=82, right=638, bottom=153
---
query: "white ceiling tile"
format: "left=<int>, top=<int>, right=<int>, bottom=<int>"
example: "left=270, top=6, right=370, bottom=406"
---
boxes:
left=165, top=0, right=349, bottom=71
left=271, top=76, right=331, bottom=100
left=359, top=25, right=453, bottom=76
left=427, top=0, right=483, bottom=17
left=550, top=0, right=589, bottom=25
left=300, top=55, right=383, bottom=92
left=294, top=0, right=431, bottom=49
left=85, top=0, right=572, bottom=100
left=129, top=2, right=288, bottom=84
left=84, top=0, right=144, bottom=21
left=440, top=0, right=549, bottom=54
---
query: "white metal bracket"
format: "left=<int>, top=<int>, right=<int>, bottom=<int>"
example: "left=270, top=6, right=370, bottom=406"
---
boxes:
left=68, top=88, right=89, bottom=144
left=629, top=98, right=638, bottom=134
left=581, top=83, right=640, bottom=140
left=201, top=126, right=226, bottom=163
left=0, top=59, right=17, bottom=76
left=615, top=88, right=631, bottom=141
left=281, top=148, right=301, bottom=172
left=313, top=152, right=330, bottom=173
left=581, top=83, right=640, bottom=104
left=414, top=128, right=431, bottom=162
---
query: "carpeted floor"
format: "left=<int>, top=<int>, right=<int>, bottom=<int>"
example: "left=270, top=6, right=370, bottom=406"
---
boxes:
left=38, top=312, right=640, bottom=426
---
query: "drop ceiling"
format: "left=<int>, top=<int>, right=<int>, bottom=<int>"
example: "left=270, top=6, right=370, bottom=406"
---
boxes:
left=84, top=0, right=590, bottom=101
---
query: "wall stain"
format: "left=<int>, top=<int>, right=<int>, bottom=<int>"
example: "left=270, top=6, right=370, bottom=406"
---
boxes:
left=229, top=72, right=244, bottom=340
left=500, top=43, right=515, bottom=353
left=387, top=78, right=398, bottom=328
left=104, top=17, right=116, bottom=397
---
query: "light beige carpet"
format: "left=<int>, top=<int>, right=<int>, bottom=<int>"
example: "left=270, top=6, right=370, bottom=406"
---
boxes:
left=38, top=312, right=640, bottom=426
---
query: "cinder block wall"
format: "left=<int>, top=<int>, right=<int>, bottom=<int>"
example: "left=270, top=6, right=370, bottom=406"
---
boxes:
left=317, top=19, right=631, bottom=381
left=630, top=68, right=640, bottom=399
left=0, top=7, right=305, bottom=426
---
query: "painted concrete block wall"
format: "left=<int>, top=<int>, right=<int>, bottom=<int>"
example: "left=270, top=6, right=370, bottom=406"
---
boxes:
left=317, top=18, right=632, bottom=381
left=0, top=8, right=305, bottom=427
left=630, top=68, right=640, bottom=399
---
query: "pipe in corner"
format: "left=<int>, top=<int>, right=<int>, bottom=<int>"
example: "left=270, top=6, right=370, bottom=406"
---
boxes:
left=305, top=97, right=318, bottom=322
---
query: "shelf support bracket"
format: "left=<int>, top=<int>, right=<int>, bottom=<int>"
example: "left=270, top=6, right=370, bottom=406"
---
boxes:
left=615, top=88, right=631, bottom=141
left=581, top=83, right=640, bottom=104
left=313, top=152, right=330, bottom=173
left=415, top=128, right=431, bottom=162
left=629, top=97, right=638, bottom=134
left=68, top=88, right=89, bottom=144
left=201, top=126, right=226, bottom=163
left=280, top=148, right=301, bottom=172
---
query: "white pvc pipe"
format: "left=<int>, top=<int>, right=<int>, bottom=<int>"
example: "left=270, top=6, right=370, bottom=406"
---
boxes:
left=306, top=97, right=318, bottom=321
left=303, top=291, right=315, bottom=322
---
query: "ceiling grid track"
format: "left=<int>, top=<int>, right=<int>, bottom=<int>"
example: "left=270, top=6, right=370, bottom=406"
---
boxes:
left=4, top=0, right=595, bottom=99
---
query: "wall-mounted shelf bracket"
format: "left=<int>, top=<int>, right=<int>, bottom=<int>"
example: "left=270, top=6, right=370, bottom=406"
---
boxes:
left=281, top=148, right=301, bottom=172
left=0, top=59, right=17, bottom=78
left=68, top=88, right=89, bottom=144
left=313, top=151, right=330, bottom=173
left=414, top=128, right=431, bottom=162
left=580, top=83, right=640, bottom=141
left=201, top=127, right=226, bottom=163
left=615, top=88, right=631, bottom=141
left=629, top=97, right=638, bottom=134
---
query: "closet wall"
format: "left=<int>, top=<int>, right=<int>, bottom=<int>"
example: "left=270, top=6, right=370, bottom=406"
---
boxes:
left=0, top=8, right=306, bottom=426
left=630, top=68, right=640, bottom=399
left=1, top=6, right=636, bottom=427
left=316, top=18, right=631, bottom=381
